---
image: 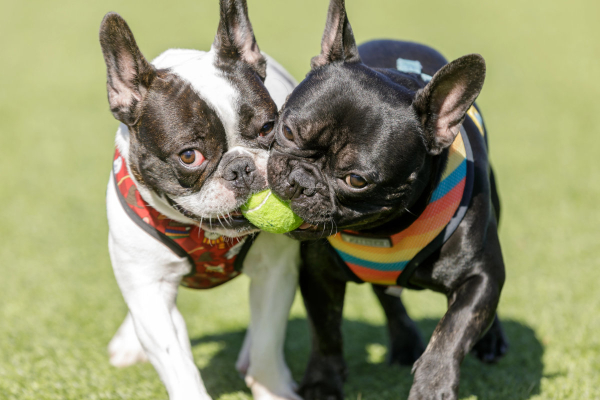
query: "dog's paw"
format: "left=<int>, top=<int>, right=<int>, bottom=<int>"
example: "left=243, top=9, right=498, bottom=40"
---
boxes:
left=247, top=376, right=302, bottom=400
left=299, top=384, right=344, bottom=400
left=108, top=336, right=148, bottom=367
left=408, top=354, right=459, bottom=400
left=298, top=355, right=346, bottom=400
left=408, top=385, right=457, bottom=400
left=107, top=320, right=148, bottom=368
left=471, top=317, right=509, bottom=364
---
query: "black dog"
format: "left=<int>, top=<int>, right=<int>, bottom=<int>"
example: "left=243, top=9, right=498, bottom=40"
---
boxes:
left=268, top=0, right=507, bottom=398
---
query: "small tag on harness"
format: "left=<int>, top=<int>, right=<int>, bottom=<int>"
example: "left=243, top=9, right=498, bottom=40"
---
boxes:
left=341, top=232, right=392, bottom=248
left=396, top=58, right=432, bottom=82
left=384, top=286, right=404, bottom=297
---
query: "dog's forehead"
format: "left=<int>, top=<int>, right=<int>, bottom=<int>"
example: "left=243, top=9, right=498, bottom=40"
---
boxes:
left=152, top=49, right=242, bottom=148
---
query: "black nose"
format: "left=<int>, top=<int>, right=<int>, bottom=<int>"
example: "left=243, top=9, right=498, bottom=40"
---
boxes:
left=288, top=168, right=317, bottom=199
left=223, top=157, right=256, bottom=187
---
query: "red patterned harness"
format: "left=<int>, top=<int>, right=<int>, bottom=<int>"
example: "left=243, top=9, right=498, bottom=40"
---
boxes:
left=112, top=149, right=254, bottom=289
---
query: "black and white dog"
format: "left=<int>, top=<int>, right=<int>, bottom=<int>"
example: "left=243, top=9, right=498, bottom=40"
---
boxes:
left=268, top=0, right=507, bottom=398
left=100, top=2, right=301, bottom=399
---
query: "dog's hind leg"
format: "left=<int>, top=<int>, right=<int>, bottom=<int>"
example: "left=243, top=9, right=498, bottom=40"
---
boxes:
left=108, top=312, right=148, bottom=367
left=242, top=233, right=302, bottom=400
left=468, top=167, right=508, bottom=363
left=235, top=325, right=252, bottom=378
left=371, top=285, right=425, bottom=366
left=471, top=314, right=509, bottom=363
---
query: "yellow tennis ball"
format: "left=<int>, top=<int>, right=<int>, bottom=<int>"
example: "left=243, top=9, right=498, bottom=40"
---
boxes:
left=241, top=190, right=303, bottom=234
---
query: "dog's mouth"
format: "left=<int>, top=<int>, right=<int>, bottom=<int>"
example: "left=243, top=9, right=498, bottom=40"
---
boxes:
left=207, top=209, right=245, bottom=223
left=165, top=196, right=252, bottom=230
left=284, top=220, right=336, bottom=240
left=298, top=222, right=320, bottom=231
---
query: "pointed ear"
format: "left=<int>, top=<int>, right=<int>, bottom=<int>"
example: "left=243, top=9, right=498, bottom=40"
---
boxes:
left=213, top=0, right=266, bottom=80
left=99, top=12, right=156, bottom=126
left=412, top=54, right=486, bottom=155
left=310, top=0, right=361, bottom=69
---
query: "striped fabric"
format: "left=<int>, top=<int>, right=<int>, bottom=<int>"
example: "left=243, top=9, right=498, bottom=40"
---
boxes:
left=467, top=106, right=485, bottom=137
left=327, top=124, right=470, bottom=286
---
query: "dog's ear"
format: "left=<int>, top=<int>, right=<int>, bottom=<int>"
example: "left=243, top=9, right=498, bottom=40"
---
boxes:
left=99, top=12, right=156, bottom=126
left=311, top=0, right=361, bottom=69
left=213, top=0, right=266, bottom=80
left=413, top=54, right=486, bottom=155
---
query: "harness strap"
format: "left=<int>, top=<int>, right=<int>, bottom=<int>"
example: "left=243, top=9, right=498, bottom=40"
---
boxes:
left=112, top=149, right=255, bottom=289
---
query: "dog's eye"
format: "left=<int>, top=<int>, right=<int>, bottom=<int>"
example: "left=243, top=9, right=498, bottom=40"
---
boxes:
left=179, top=149, right=205, bottom=168
left=345, top=174, right=368, bottom=189
left=283, top=126, right=293, bottom=141
left=259, top=122, right=274, bottom=137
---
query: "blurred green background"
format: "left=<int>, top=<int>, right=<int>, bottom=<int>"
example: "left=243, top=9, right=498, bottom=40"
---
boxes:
left=1, top=0, right=599, bottom=399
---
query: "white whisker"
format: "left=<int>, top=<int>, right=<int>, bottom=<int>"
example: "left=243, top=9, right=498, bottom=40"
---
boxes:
left=404, top=207, right=417, bottom=217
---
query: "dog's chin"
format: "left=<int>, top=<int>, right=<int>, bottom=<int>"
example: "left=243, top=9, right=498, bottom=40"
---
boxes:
left=287, top=209, right=395, bottom=241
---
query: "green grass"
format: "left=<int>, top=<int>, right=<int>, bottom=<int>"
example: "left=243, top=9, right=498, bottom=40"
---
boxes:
left=1, top=0, right=599, bottom=398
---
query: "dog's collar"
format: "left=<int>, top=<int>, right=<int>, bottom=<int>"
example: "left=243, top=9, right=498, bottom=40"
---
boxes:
left=327, top=107, right=484, bottom=288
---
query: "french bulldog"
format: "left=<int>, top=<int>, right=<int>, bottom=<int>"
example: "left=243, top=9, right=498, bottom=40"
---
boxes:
left=99, top=2, right=302, bottom=399
left=267, top=0, right=507, bottom=398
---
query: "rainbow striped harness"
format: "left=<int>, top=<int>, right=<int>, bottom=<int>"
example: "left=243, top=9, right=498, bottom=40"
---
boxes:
left=327, top=105, right=484, bottom=288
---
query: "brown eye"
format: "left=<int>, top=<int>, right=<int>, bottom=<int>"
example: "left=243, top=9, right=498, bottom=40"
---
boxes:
left=345, top=173, right=367, bottom=188
left=259, top=122, right=274, bottom=137
left=283, top=125, right=293, bottom=140
left=179, top=149, right=205, bottom=168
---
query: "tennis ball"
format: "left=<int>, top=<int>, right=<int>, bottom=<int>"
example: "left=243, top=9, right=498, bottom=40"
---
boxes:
left=241, top=190, right=303, bottom=234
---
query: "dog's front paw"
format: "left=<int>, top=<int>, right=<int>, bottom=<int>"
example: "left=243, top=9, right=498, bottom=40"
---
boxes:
left=408, top=354, right=459, bottom=400
left=298, top=355, right=346, bottom=400
left=247, top=376, right=301, bottom=400
left=471, top=316, right=509, bottom=363
left=108, top=318, right=148, bottom=368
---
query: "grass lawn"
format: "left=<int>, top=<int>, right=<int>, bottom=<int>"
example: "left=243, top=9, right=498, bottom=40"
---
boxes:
left=1, top=0, right=599, bottom=399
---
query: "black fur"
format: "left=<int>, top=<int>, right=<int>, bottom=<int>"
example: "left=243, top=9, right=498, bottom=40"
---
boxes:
left=212, top=0, right=279, bottom=149
left=267, top=0, right=507, bottom=398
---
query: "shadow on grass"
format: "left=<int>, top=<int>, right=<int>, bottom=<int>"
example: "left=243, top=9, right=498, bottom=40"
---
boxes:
left=192, top=317, right=543, bottom=400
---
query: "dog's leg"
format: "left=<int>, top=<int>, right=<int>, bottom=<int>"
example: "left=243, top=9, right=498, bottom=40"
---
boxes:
left=471, top=314, right=509, bottom=363
left=371, top=285, right=425, bottom=366
left=408, top=226, right=505, bottom=400
left=297, top=241, right=347, bottom=400
left=235, top=325, right=252, bottom=378
left=108, top=312, right=148, bottom=367
left=107, top=176, right=210, bottom=400
left=242, top=233, right=301, bottom=400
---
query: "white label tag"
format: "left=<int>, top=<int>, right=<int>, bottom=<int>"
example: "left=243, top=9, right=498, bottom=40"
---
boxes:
left=341, top=233, right=392, bottom=248
left=385, top=286, right=404, bottom=297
